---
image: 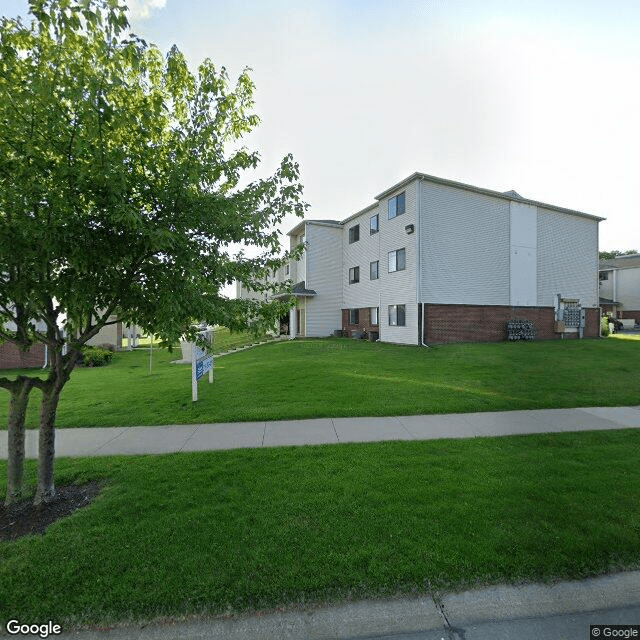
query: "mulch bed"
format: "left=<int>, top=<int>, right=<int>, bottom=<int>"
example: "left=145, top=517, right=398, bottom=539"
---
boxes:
left=0, top=481, right=103, bottom=542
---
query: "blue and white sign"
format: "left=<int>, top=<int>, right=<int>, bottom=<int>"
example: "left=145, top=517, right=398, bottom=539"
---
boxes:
left=196, top=355, right=214, bottom=381
left=191, top=329, right=214, bottom=401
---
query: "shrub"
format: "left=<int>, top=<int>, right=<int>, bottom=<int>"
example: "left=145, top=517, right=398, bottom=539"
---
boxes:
left=601, top=316, right=610, bottom=337
left=81, top=346, right=114, bottom=367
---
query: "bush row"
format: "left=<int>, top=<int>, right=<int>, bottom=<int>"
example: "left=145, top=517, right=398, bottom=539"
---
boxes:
left=80, top=345, right=114, bottom=367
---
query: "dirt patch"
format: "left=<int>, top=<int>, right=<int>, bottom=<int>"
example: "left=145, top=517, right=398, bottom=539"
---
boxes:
left=0, top=481, right=103, bottom=542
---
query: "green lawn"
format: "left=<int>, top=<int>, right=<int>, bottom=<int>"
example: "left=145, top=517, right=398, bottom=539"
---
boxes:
left=0, top=336, right=638, bottom=428
left=1, top=430, right=639, bottom=627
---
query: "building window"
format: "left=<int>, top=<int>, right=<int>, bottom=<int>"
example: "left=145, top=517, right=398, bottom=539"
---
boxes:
left=388, top=304, right=406, bottom=327
left=370, top=307, right=379, bottom=325
left=370, top=260, right=379, bottom=280
left=599, top=271, right=609, bottom=281
left=349, top=224, right=360, bottom=244
left=284, top=264, right=290, bottom=276
left=388, top=192, right=405, bottom=219
left=370, top=214, right=379, bottom=234
left=349, top=266, right=360, bottom=284
left=388, top=248, right=406, bottom=272
left=349, top=308, right=359, bottom=324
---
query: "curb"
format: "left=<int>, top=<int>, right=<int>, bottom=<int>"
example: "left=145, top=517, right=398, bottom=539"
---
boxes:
left=52, top=570, right=640, bottom=639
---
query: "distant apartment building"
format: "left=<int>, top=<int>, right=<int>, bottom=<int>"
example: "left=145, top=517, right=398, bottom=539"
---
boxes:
left=237, top=172, right=603, bottom=344
left=599, top=254, right=640, bottom=324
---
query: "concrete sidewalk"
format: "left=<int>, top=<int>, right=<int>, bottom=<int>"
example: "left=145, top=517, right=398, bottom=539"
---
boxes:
left=3, top=405, right=640, bottom=459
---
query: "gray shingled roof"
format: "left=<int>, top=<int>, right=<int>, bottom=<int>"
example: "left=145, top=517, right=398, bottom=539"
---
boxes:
left=291, top=281, right=317, bottom=296
left=272, top=281, right=317, bottom=299
left=599, top=254, right=640, bottom=269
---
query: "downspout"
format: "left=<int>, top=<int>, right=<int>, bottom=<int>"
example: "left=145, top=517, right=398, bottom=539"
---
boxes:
left=416, top=177, right=429, bottom=347
left=41, top=344, right=48, bottom=369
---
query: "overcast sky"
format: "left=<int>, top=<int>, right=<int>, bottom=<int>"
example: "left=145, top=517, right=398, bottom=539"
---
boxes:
left=4, top=0, right=639, bottom=265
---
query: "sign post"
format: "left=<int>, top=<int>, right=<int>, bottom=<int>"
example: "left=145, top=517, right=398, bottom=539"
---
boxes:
left=191, top=329, right=214, bottom=402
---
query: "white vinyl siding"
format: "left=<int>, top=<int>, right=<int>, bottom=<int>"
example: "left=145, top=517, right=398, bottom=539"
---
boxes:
left=599, top=270, right=614, bottom=300
left=378, top=184, right=418, bottom=344
left=342, top=184, right=418, bottom=345
left=510, top=202, right=538, bottom=307
left=304, top=223, right=343, bottom=337
left=342, top=204, right=382, bottom=311
left=537, top=207, right=599, bottom=308
left=419, top=181, right=510, bottom=305
left=615, top=268, right=640, bottom=310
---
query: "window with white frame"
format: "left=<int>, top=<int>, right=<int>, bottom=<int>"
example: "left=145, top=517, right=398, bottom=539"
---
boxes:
left=349, top=224, right=360, bottom=244
left=388, top=248, right=406, bottom=273
left=349, top=308, right=359, bottom=324
left=284, top=264, right=290, bottom=276
left=388, top=304, right=406, bottom=326
left=349, top=266, right=360, bottom=284
left=370, top=214, right=379, bottom=234
left=388, top=192, right=405, bottom=219
left=599, top=271, right=609, bottom=281
left=370, top=307, right=379, bottom=325
left=370, top=260, right=379, bottom=280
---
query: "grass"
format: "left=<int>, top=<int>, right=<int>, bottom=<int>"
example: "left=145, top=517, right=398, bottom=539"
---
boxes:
left=1, top=429, right=639, bottom=627
left=0, top=336, right=638, bottom=428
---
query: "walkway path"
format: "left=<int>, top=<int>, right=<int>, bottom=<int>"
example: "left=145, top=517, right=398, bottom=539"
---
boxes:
left=3, top=405, right=640, bottom=459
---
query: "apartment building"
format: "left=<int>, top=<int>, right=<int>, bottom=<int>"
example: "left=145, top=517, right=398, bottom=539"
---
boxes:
left=599, top=254, right=640, bottom=323
left=238, top=172, right=603, bottom=344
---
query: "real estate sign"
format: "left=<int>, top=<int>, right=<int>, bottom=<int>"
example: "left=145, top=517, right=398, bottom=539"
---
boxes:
left=191, top=330, right=214, bottom=401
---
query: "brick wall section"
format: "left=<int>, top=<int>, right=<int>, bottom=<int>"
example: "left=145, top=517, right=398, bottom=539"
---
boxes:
left=584, top=307, right=600, bottom=337
left=341, top=308, right=380, bottom=338
left=620, top=310, right=640, bottom=324
left=0, top=342, right=46, bottom=369
left=423, top=304, right=600, bottom=344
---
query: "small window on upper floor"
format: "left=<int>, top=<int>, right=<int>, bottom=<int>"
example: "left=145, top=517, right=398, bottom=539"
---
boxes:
left=370, top=214, right=379, bottom=234
left=349, top=224, right=360, bottom=244
left=388, top=192, right=405, bottom=219
left=599, top=272, right=609, bottom=281
left=349, top=266, right=360, bottom=284
left=285, top=264, right=290, bottom=276
left=388, top=248, right=406, bottom=273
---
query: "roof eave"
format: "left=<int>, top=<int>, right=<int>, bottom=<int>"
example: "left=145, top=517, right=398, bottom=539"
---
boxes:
left=375, top=172, right=605, bottom=222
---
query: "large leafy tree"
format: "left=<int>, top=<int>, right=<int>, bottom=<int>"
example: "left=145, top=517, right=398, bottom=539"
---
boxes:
left=0, top=0, right=305, bottom=504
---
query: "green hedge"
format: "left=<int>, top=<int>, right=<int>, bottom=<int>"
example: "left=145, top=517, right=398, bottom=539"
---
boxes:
left=80, top=346, right=114, bottom=367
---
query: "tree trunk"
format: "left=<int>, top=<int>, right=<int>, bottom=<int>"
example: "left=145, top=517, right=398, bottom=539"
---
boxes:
left=34, top=382, right=63, bottom=505
left=5, top=378, right=35, bottom=505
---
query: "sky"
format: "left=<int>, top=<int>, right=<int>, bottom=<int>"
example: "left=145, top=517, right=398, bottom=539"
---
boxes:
left=3, top=0, right=640, bottom=279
